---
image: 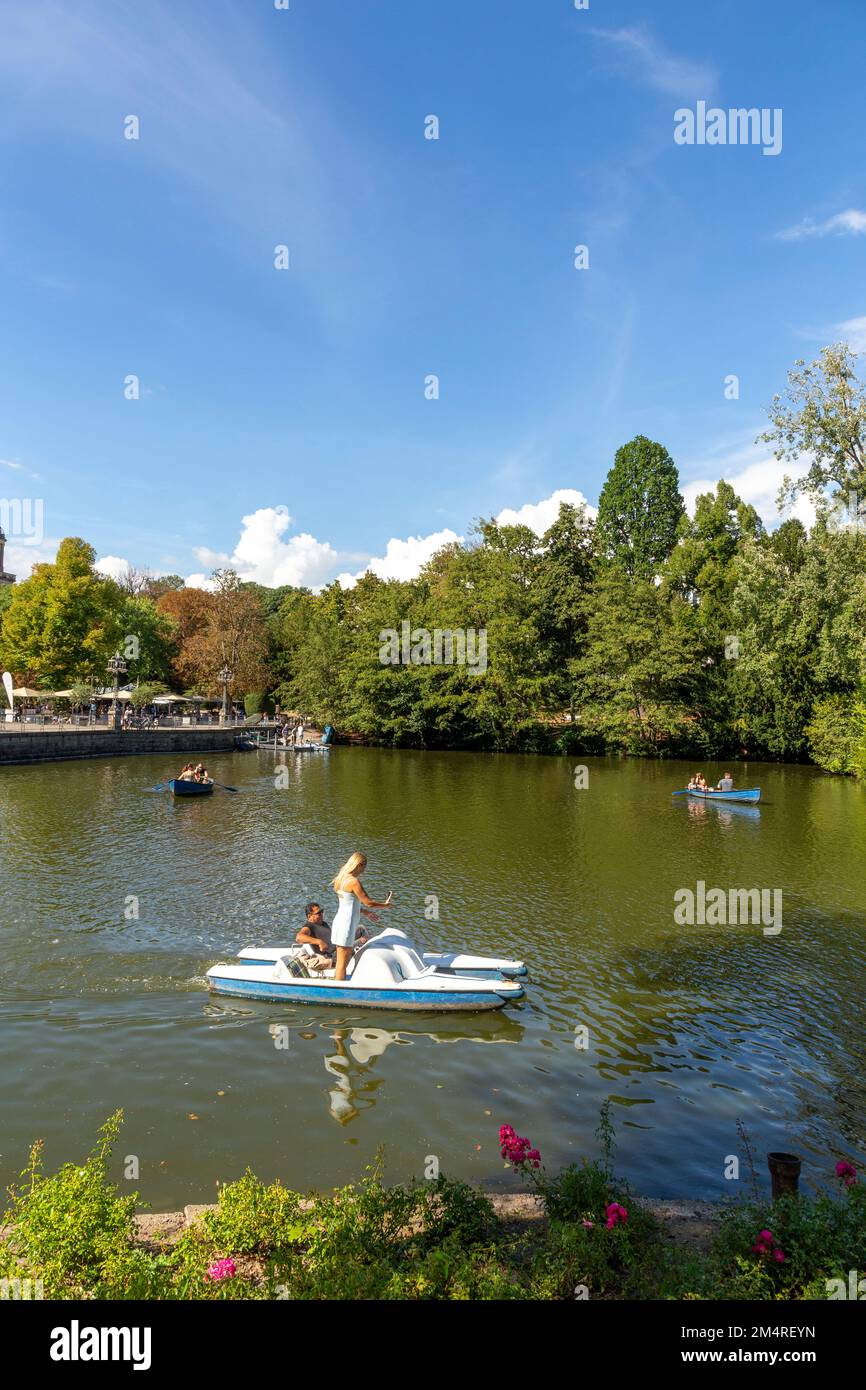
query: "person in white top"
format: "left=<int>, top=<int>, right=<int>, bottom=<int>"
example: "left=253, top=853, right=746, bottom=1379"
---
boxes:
left=330, top=851, right=393, bottom=981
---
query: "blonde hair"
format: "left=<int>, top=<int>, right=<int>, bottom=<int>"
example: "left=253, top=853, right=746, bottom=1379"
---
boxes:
left=332, top=851, right=367, bottom=891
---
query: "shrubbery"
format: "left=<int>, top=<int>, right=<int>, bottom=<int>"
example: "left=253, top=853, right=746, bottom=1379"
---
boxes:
left=1, top=1110, right=862, bottom=1301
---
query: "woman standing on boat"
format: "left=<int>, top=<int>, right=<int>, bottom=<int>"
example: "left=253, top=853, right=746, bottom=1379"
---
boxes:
left=330, top=852, right=393, bottom=981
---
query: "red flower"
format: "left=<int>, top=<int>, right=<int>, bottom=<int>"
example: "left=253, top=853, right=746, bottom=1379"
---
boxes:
left=605, top=1202, right=628, bottom=1229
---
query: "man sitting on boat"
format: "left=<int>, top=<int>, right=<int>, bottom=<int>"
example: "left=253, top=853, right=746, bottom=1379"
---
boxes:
left=295, top=901, right=369, bottom=972
left=717, top=772, right=734, bottom=791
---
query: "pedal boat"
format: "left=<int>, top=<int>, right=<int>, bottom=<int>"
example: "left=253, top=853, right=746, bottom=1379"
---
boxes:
left=206, top=929, right=526, bottom=1012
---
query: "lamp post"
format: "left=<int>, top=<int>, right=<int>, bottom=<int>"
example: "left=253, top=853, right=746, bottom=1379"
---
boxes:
left=219, top=664, right=233, bottom=725
left=108, top=652, right=127, bottom=731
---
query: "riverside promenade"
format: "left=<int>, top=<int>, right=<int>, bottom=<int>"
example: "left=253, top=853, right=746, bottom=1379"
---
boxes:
left=0, top=724, right=240, bottom=766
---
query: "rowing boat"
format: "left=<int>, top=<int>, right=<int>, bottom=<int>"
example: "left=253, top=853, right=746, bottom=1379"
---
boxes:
left=168, top=778, right=214, bottom=797
left=674, top=787, right=761, bottom=804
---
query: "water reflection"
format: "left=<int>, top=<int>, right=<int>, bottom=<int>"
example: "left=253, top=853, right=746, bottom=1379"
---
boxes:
left=211, top=1001, right=525, bottom=1123
left=682, top=799, right=761, bottom=825
left=322, top=1018, right=526, bottom=1123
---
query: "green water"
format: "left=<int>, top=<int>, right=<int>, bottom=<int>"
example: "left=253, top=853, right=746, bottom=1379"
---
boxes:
left=0, top=747, right=863, bottom=1208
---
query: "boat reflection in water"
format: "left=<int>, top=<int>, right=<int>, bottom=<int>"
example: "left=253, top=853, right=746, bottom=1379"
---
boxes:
left=683, top=798, right=761, bottom=825
left=320, top=1017, right=524, bottom=1123
left=208, top=998, right=524, bottom=1125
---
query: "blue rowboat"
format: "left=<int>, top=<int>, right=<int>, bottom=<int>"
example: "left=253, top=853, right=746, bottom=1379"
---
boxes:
left=168, top=778, right=214, bottom=797
left=675, top=787, right=761, bottom=804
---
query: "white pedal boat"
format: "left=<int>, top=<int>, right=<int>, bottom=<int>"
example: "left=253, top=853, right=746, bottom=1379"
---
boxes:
left=206, top=929, right=526, bottom=1012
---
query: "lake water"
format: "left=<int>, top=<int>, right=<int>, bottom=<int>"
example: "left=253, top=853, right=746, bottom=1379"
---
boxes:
left=0, top=747, right=863, bottom=1208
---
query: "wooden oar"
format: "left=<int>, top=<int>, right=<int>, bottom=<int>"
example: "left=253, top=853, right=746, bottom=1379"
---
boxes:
left=211, top=781, right=239, bottom=793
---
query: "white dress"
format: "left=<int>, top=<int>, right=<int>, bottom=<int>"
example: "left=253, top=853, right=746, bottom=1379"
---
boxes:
left=331, top=889, right=361, bottom=948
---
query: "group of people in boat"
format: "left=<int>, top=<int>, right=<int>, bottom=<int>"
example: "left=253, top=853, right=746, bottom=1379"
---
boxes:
left=294, top=852, right=393, bottom=980
left=687, top=771, right=734, bottom=792
left=177, top=762, right=212, bottom=784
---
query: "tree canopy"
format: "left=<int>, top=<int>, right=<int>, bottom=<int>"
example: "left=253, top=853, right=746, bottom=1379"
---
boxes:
left=3, top=362, right=866, bottom=775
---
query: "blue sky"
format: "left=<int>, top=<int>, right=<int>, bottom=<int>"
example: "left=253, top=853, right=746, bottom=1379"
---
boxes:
left=1, top=0, right=864, bottom=588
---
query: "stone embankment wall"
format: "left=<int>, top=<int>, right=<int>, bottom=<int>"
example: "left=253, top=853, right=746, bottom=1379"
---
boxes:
left=0, top=727, right=238, bottom=766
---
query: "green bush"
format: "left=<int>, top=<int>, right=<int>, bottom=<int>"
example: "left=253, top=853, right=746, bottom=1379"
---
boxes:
left=0, top=1111, right=141, bottom=1298
left=3, top=1112, right=863, bottom=1301
left=806, top=689, right=866, bottom=776
left=707, top=1184, right=866, bottom=1300
left=243, top=692, right=275, bottom=716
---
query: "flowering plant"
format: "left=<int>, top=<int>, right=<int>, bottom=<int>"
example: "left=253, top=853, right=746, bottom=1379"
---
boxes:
left=605, top=1202, right=628, bottom=1229
left=499, top=1125, right=541, bottom=1170
left=751, top=1228, right=785, bottom=1263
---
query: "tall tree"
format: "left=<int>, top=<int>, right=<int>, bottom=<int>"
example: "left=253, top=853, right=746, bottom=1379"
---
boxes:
left=157, top=574, right=270, bottom=698
left=577, top=568, right=697, bottom=752
left=596, top=436, right=684, bottom=578
left=759, top=343, right=866, bottom=510
left=532, top=502, right=596, bottom=722
left=0, top=538, right=123, bottom=686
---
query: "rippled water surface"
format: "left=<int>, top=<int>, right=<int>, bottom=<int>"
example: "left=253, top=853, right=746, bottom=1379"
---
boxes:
left=1, top=748, right=864, bottom=1206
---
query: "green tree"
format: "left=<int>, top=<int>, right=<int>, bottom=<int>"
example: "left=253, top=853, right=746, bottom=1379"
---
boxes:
left=117, top=595, right=177, bottom=685
left=0, top=538, right=123, bottom=686
left=129, top=682, right=168, bottom=710
left=596, top=436, right=685, bottom=578
left=576, top=568, right=697, bottom=753
left=759, top=343, right=866, bottom=510
left=144, top=574, right=186, bottom=600
left=533, top=503, right=596, bottom=722
left=806, top=690, right=866, bottom=776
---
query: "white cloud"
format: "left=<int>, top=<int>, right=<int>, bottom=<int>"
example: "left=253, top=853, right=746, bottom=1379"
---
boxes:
left=183, top=573, right=217, bottom=592
left=4, top=537, right=59, bottom=579
left=832, top=315, right=866, bottom=353
left=681, top=445, right=816, bottom=528
left=337, top=528, right=463, bottom=589
left=589, top=26, right=717, bottom=99
left=187, top=506, right=340, bottom=591
left=776, top=209, right=866, bottom=241
left=94, top=555, right=131, bottom=583
left=496, top=489, right=597, bottom=536
left=1, top=458, right=24, bottom=471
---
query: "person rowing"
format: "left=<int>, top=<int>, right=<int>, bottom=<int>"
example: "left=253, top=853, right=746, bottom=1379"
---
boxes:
left=716, top=771, right=734, bottom=791
left=330, top=852, right=392, bottom=981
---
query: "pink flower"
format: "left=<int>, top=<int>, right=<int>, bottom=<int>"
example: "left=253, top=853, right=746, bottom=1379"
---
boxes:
left=751, top=1230, right=785, bottom=1265
left=835, top=1161, right=857, bottom=1187
left=581, top=1219, right=594, bottom=1230
left=205, top=1257, right=237, bottom=1282
left=499, top=1124, right=541, bottom=1170
left=605, top=1202, right=628, bottom=1229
